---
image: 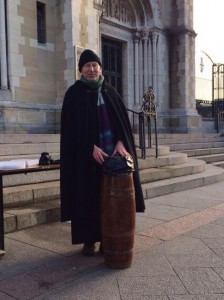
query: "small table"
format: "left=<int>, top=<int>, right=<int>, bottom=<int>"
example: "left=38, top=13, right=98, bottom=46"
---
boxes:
left=0, top=164, right=60, bottom=256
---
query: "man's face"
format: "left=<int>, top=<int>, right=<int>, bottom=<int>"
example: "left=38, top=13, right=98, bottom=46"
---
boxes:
left=81, top=61, right=102, bottom=81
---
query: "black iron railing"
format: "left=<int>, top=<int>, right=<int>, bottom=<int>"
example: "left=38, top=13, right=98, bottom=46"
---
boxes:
left=196, top=100, right=224, bottom=133
left=215, top=110, right=224, bottom=133
left=127, top=87, right=158, bottom=159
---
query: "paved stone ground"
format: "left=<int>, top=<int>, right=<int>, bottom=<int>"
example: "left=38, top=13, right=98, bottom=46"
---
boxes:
left=1, top=181, right=224, bottom=299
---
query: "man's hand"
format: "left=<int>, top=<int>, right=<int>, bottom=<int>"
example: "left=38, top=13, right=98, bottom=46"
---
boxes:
left=113, top=140, right=129, bottom=156
left=93, top=145, right=108, bottom=164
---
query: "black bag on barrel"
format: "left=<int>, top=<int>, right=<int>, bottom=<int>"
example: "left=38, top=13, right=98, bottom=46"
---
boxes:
left=102, top=154, right=135, bottom=175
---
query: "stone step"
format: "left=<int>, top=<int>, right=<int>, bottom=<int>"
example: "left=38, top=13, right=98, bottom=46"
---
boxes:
left=1, top=133, right=223, bottom=160
left=1, top=151, right=184, bottom=190
left=134, top=132, right=222, bottom=140
left=0, top=153, right=60, bottom=162
left=137, top=134, right=222, bottom=159
left=4, top=199, right=60, bottom=233
left=4, top=164, right=224, bottom=234
left=181, top=147, right=224, bottom=157
left=138, top=152, right=188, bottom=169
left=134, top=139, right=224, bottom=151
left=1, top=133, right=223, bottom=145
left=3, top=168, right=59, bottom=187
left=0, top=134, right=60, bottom=144
left=194, top=153, right=224, bottom=164
left=0, top=134, right=60, bottom=162
left=136, top=145, right=170, bottom=158
left=141, top=164, right=224, bottom=199
left=139, top=158, right=206, bottom=183
left=3, top=157, right=199, bottom=208
left=1, top=133, right=224, bottom=234
left=169, top=142, right=224, bottom=151
left=4, top=181, right=60, bottom=208
left=156, top=133, right=222, bottom=139
left=1, top=149, right=180, bottom=189
left=0, top=143, right=60, bottom=159
left=157, top=135, right=224, bottom=144
left=134, top=133, right=224, bottom=144
left=211, top=161, right=224, bottom=168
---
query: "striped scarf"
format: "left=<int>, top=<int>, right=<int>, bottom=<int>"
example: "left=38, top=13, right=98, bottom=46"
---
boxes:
left=97, top=87, right=114, bottom=155
left=80, top=75, right=114, bottom=154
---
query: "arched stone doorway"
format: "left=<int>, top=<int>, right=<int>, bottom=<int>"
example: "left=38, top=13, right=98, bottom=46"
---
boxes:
left=99, top=0, right=161, bottom=110
left=98, top=0, right=201, bottom=133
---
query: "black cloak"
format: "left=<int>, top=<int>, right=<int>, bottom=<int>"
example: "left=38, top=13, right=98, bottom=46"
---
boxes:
left=60, top=80, right=145, bottom=244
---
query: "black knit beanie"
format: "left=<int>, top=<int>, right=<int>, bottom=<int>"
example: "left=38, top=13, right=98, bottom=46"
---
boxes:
left=78, top=49, right=102, bottom=72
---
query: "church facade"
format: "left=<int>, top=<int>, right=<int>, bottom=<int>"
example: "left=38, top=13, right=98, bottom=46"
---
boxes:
left=0, top=0, right=201, bottom=133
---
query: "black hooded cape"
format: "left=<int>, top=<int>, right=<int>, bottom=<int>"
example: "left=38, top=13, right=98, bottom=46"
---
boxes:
left=60, top=80, right=145, bottom=244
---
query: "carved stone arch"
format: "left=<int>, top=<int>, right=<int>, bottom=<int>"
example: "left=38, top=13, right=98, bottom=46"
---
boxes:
left=101, top=0, right=144, bottom=28
left=99, top=0, right=162, bottom=109
left=128, top=0, right=162, bottom=29
left=127, top=0, right=148, bottom=28
left=129, top=0, right=152, bottom=27
left=100, top=0, right=161, bottom=30
left=148, top=0, right=162, bottom=28
left=100, top=0, right=152, bottom=29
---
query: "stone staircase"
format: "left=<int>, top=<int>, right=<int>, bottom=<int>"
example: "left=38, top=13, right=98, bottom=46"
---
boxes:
left=154, top=132, right=224, bottom=168
left=136, top=133, right=224, bottom=198
left=0, top=134, right=60, bottom=233
left=2, top=133, right=224, bottom=234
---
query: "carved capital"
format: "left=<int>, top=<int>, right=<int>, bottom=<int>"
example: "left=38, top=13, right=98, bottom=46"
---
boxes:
left=141, top=29, right=149, bottom=41
left=133, top=31, right=140, bottom=43
left=150, top=31, right=159, bottom=44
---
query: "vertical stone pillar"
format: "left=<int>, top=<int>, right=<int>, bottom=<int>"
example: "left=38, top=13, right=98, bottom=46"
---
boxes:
left=148, top=33, right=152, bottom=87
left=133, top=32, right=140, bottom=106
left=169, top=0, right=201, bottom=132
left=142, top=30, right=148, bottom=93
left=138, top=37, right=143, bottom=102
left=0, top=0, right=8, bottom=89
left=151, top=31, right=158, bottom=103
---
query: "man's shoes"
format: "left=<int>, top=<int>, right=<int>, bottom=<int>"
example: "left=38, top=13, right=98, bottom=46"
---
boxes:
left=81, top=243, right=95, bottom=256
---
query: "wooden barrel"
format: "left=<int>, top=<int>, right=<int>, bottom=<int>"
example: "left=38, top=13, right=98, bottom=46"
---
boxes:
left=100, top=172, right=136, bottom=269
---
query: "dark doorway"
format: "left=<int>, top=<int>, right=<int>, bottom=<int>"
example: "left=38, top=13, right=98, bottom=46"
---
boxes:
left=102, top=37, right=122, bottom=96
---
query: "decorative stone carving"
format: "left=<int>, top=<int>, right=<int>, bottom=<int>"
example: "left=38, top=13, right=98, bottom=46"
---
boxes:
left=133, top=31, right=140, bottom=43
left=141, top=30, right=149, bottom=41
left=102, top=0, right=134, bottom=25
left=150, top=31, right=159, bottom=44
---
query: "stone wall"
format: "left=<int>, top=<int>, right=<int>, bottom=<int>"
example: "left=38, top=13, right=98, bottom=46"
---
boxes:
left=0, top=0, right=201, bottom=133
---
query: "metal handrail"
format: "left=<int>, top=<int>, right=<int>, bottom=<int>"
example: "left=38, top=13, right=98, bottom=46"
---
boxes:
left=127, top=87, right=158, bottom=159
left=215, top=109, right=224, bottom=133
left=196, top=100, right=224, bottom=133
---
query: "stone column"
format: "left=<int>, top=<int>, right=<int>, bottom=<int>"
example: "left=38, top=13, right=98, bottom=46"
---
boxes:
left=138, top=38, right=143, bottom=101
left=0, top=0, right=8, bottom=89
left=167, top=0, right=202, bottom=132
left=151, top=31, right=158, bottom=103
left=142, top=30, right=148, bottom=93
left=148, top=33, right=152, bottom=87
left=133, top=32, right=140, bottom=106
